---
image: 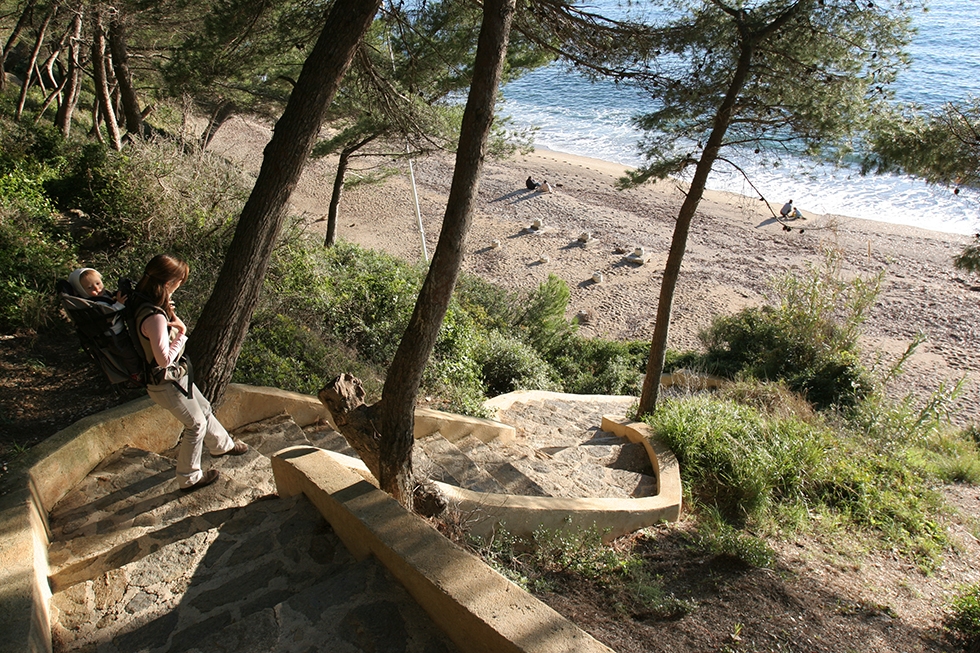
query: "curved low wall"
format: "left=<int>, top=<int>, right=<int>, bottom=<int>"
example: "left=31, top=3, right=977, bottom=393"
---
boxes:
left=0, top=385, right=681, bottom=653
left=433, top=415, right=682, bottom=543
left=0, top=384, right=336, bottom=653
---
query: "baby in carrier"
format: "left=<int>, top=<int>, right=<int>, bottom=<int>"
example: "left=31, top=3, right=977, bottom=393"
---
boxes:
left=67, top=267, right=128, bottom=335
left=60, top=267, right=141, bottom=386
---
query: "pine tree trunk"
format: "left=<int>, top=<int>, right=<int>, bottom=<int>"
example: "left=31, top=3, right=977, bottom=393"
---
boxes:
left=55, top=9, right=82, bottom=137
left=15, top=5, right=54, bottom=120
left=91, top=5, right=121, bottom=150
left=324, top=148, right=349, bottom=247
left=325, top=135, right=376, bottom=248
left=375, top=0, right=517, bottom=507
left=107, top=8, right=143, bottom=139
left=200, top=100, right=235, bottom=149
left=187, top=0, right=382, bottom=404
left=637, top=42, right=756, bottom=417
left=1, top=0, right=37, bottom=92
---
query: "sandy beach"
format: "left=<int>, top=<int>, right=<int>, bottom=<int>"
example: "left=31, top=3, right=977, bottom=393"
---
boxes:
left=210, top=115, right=980, bottom=425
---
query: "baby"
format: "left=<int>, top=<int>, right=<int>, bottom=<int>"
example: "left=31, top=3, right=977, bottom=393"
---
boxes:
left=68, top=267, right=128, bottom=334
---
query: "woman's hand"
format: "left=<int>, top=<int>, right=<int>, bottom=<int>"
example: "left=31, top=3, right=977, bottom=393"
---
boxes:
left=169, top=314, right=186, bottom=337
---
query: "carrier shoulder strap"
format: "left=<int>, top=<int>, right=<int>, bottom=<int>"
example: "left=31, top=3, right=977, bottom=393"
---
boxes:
left=133, top=299, right=166, bottom=366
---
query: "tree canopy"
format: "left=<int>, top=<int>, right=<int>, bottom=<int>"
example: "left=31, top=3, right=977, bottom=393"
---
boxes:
left=594, top=0, right=916, bottom=414
left=865, top=97, right=980, bottom=191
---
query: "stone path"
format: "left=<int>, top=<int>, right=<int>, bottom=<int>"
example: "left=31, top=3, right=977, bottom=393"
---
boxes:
left=48, top=415, right=458, bottom=653
left=47, top=395, right=649, bottom=652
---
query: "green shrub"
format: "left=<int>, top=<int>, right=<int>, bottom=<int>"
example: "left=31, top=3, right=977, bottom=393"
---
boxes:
left=947, top=584, right=980, bottom=648
left=0, top=174, right=76, bottom=331
left=451, top=272, right=517, bottom=332
left=646, top=395, right=827, bottom=521
left=515, top=273, right=574, bottom=351
left=546, top=334, right=647, bottom=395
left=694, top=507, right=775, bottom=568
left=697, top=251, right=879, bottom=409
left=234, top=313, right=383, bottom=398
left=318, top=241, right=424, bottom=366
left=474, top=330, right=558, bottom=396
left=473, top=523, right=638, bottom=593
left=718, top=379, right=816, bottom=422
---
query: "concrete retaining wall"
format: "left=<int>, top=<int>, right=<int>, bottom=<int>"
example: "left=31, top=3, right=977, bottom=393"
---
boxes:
left=0, top=385, right=680, bottom=653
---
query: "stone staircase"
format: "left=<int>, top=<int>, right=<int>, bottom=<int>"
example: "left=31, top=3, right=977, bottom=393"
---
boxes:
left=47, top=414, right=458, bottom=653
left=46, top=395, right=651, bottom=652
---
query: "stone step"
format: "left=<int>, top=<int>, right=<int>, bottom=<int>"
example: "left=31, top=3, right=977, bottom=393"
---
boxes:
left=47, top=415, right=310, bottom=590
left=453, top=435, right=549, bottom=497
left=233, top=411, right=314, bottom=456
left=47, top=446, right=274, bottom=591
left=50, top=493, right=458, bottom=653
left=304, top=423, right=359, bottom=458
left=416, top=434, right=508, bottom=495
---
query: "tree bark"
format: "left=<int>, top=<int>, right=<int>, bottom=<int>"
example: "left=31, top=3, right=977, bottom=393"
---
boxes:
left=91, top=5, right=121, bottom=150
left=200, top=99, right=236, bottom=149
left=317, top=374, right=382, bottom=476
left=324, top=136, right=375, bottom=247
left=107, top=7, right=144, bottom=139
left=15, top=4, right=54, bottom=120
left=375, top=0, right=517, bottom=507
left=1, top=0, right=37, bottom=92
left=636, top=3, right=804, bottom=417
left=55, top=9, right=83, bottom=137
left=187, top=0, right=382, bottom=404
left=324, top=149, right=348, bottom=248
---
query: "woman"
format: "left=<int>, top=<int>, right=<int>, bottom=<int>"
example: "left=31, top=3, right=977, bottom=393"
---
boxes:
left=135, top=254, right=248, bottom=491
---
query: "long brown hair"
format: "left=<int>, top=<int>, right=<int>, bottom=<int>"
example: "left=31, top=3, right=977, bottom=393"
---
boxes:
left=136, top=254, right=189, bottom=319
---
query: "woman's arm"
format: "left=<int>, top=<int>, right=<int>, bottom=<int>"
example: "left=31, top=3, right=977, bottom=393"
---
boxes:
left=140, top=313, right=187, bottom=368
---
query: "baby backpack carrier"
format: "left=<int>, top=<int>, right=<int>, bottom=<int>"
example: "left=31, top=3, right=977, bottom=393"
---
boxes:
left=57, top=275, right=146, bottom=388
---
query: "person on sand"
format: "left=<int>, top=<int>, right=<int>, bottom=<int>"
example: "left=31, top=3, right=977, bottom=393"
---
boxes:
left=539, top=180, right=555, bottom=193
left=134, top=254, right=248, bottom=491
left=780, top=199, right=794, bottom=218
left=526, top=175, right=541, bottom=190
left=780, top=199, right=804, bottom=220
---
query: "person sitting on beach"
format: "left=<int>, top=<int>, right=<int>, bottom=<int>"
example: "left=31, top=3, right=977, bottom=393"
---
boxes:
left=539, top=180, right=555, bottom=193
left=780, top=200, right=794, bottom=218
left=526, top=175, right=541, bottom=190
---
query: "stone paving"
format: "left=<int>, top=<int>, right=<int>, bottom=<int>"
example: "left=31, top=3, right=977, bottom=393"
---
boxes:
left=47, top=395, right=649, bottom=652
left=491, top=396, right=655, bottom=498
left=48, top=415, right=458, bottom=653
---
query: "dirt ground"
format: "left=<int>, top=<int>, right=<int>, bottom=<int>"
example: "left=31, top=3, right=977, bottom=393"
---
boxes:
left=3, top=114, right=979, bottom=651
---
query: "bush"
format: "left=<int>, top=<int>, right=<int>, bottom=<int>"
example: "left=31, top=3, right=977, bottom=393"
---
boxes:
left=646, top=390, right=952, bottom=564
left=646, top=395, right=828, bottom=521
left=515, top=273, right=574, bottom=351
left=947, top=584, right=980, bottom=648
left=0, top=169, right=76, bottom=331
left=694, top=507, right=775, bottom=568
left=546, top=334, right=647, bottom=395
left=697, top=250, right=879, bottom=409
left=474, top=331, right=558, bottom=396
left=318, top=241, right=424, bottom=366
left=234, top=313, right=383, bottom=398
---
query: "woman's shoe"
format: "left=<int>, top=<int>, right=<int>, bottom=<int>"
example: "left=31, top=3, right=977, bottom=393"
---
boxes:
left=214, top=441, right=249, bottom=456
left=181, top=469, right=219, bottom=491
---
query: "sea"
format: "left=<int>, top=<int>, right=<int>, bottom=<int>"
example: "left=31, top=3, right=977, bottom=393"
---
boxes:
left=500, top=0, right=980, bottom=235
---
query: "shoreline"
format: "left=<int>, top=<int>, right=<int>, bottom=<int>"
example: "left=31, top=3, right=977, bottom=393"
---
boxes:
left=210, top=116, right=980, bottom=424
left=527, top=147, right=973, bottom=241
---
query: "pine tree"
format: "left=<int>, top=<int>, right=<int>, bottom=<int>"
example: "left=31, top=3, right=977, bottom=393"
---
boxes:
left=604, top=0, right=915, bottom=415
